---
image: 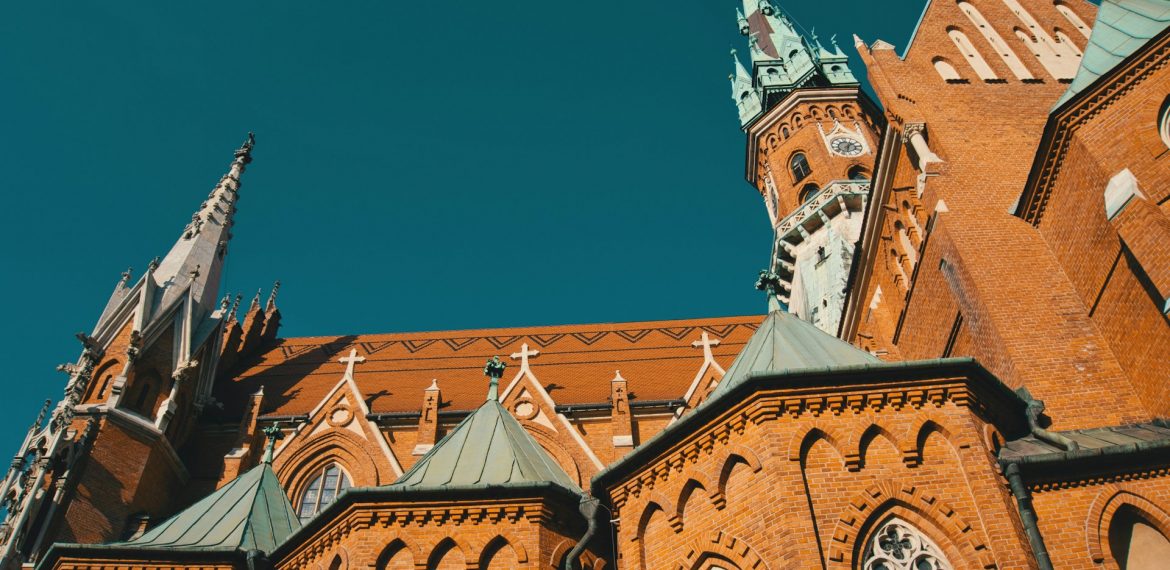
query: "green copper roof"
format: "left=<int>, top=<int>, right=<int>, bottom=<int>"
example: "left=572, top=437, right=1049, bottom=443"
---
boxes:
left=391, top=397, right=578, bottom=491
left=116, top=463, right=299, bottom=554
left=1055, top=0, right=1170, bottom=108
left=709, top=305, right=880, bottom=399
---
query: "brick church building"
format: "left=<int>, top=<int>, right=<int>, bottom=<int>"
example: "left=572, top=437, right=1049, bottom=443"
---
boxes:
left=3, top=0, right=1169, bottom=568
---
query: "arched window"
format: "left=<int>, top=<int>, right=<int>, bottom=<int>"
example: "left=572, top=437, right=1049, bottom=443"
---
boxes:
left=790, top=153, right=812, bottom=182
left=828, top=107, right=838, bottom=119
left=933, top=57, right=963, bottom=82
left=948, top=28, right=998, bottom=81
left=1108, top=505, right=1170, bottom=569
left=799, top=183, right=820, bottom=203
left=957, top=1, right=1033, bottom=80
left=781, top=126, right=790, bottom=138
left=297, top=464, right=352, bottom=522
left=848, top=165, right=870, bottom=180
left=739, top=90, right=751, bottom=101
left=862, top=517, right=953, bottom=569
left=1055, top=1, right=1091, bottom=39
left=1160, top=96, right=1170, bottom=150
left=1054, top=29, right=1082, bottom=57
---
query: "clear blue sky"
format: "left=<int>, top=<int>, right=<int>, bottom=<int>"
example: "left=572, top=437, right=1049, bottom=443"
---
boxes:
left=0, top=2, right=922, bottom=456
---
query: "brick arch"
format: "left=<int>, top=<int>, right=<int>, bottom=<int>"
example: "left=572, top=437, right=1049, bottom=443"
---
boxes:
left=849, top=422, right=904, bottom=471
left=710, top=445, right=764, bottom=509
left=479, top=533, right=529, bottom=567
left=674, top=531, right=770, bottom=570
left=827, top=481, right=992, bottom=569
left=374, top=538, right=422, bottom=570
left=426, top=535, right=477, bottom=569
left=788, top=426, right=847, bottom=463
left=324, top=546, right=348, bottom=570
left=674, top=477, right=712, bottom=531
left=676, top=468, right=719, bottom=513
left=1086, top=486, right=1170, bottom=566
left=634, top=493, right=673, bottom=542
left=275, top=430, right=381, bottom=501
left=519, top=419, right=585, bottom=487
left=908, top=415, right=968, bottom=467
left=87, top=358, right=121, bottom=402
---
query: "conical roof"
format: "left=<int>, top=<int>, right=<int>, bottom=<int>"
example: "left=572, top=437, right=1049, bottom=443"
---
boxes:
left=391, top=398, right=578, bottom=491
left=117, top=463, right=299, bottom=554
left=709, top=303, right=880, bottom=399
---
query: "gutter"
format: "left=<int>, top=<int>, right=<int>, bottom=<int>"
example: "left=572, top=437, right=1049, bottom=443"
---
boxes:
left=1002, top=463, right=1053, bottom=570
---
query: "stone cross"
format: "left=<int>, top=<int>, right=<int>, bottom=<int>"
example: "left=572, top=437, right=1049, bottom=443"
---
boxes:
left=339, top=349, right=366, bottom=380
left=691, top=332, right=721, bottom=360
left=509, top=343, right=540, bottom=370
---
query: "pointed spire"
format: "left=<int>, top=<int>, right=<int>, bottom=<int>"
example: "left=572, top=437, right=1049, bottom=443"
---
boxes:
left=226, top=293, right=243, bottom=323
left=266, top=281, right=280, bottom=312
left=250, top=288, right=262, bottom=312
left=736, top=8, right=750, bottom=36
left=148, top=133, right=256, bottom=325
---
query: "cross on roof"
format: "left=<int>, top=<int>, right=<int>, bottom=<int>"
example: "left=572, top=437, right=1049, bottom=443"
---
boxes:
left=692, top=332, right=721, bottom=360
left=509, top=343, right=540, bottom=371
left=339, top=348, right=366, bottom=380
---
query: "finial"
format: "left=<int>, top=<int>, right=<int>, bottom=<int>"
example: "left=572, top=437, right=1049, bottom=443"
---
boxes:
left=147, top=257, right=161, bottom=273
left=759, top=0, right=775, bottom=16
left=261, top=422, right=284, bottom=464
left=266, top=281, right=280, bottom=311
left=736, top=7, right=750, bottom=36
left=120, top=267, right=133, bottom=286
left=755, top=269, right=784, bottom=312
left=220, top=295, right=231, bottom=312
left=250, top=288, right=262, bottom=311
left=235, top=132, right=256, bottom=164
left=830, top=34, right=840, bottom=51
left=810, top=27, right=819, bottom=45
left=484, top=356, right=507, bottom=401
left=227, top=294, right=243, bottom=323
left=427, top=379, right=440, bottom=391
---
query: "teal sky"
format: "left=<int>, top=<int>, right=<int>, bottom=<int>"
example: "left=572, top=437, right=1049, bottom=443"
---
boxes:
left=0, top=2, right=923, bottom=455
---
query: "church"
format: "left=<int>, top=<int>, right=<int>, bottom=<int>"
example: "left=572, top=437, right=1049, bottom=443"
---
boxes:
left=2, top=0, right=1169, bottom=568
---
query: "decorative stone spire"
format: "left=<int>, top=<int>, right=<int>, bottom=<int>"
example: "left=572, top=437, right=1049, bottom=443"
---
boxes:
left=265, top=281, right=280, bottom=312
left=484, top=356, right=507, bottom=401
left=731, top=48, right=762, bottom=126
left=756, top=269, right=784, bottom=313
left=147, top=133, right=255, bottom=326
left=731, top=1, right=858, bottom=125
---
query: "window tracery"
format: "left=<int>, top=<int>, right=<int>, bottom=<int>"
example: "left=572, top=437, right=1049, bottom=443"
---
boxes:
left=791, top=153, right=812, bottom=182
left=297, top=463, right=352, bottom=522
left=862, top=518, right=952, bottom=570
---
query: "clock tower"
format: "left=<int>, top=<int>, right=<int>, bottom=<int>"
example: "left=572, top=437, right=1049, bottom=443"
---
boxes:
left=730, top=0, right=881, bottom=335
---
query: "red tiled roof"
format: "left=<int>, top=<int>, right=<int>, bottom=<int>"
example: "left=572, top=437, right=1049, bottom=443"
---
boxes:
left=216, top=315, right=763, bottom=417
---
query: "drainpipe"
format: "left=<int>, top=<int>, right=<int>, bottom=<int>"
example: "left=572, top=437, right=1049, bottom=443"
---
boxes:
left=565, top=497, right=599, bottom=570
left=245, top=548, right=269, bottom=570
left=1003, top=462, right=1053, bottom=570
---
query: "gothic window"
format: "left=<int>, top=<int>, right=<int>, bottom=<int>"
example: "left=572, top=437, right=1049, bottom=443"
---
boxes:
left=828, top=107, right=838, bottom=119
left=947, top=28, right=998, bottom=81
left=1160, top=96, right=1170, bottom=149
left=862, top=518, right=953, bottom=570
left=1108, top=505, right=1170, bottom=569
left=932, top=57, right=963, bottom=82
left=800, top=183, right=820, bottom=203
left=782, top=126, right=790, bottom=138
left=96, top=374, right=113, bottom=400
left=848, top=165, right=871, bottom=180
left=297, top=464, right=352, bottom=522
left=791, top=153, right=812, bottom=182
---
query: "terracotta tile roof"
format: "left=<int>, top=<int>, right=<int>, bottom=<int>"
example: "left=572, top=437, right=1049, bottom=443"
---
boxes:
left=216, top=315, right=763, bottom=417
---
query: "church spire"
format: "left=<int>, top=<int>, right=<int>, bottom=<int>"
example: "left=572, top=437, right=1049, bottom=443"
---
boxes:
left=149, top=133, right=254, bottom=324
left=731, top=49, right=762, bottom=127
left=730, top=1, right=858, bottom=126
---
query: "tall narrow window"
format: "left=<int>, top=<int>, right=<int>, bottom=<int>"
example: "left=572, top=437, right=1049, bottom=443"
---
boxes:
left=1001, top=0, right=1079, bottom=79
left=862, top=517, right=953, bottom=569
left=948, top=28, right=998, bottom=81
left=1054, top=1, right=1091, bottom=39
left=957, top=2, right=1033, bottom=80
left=790, top=153, right=812, bottom=182
left=800, top=183, right=820, bottom=203
left=933, top=57, right=963, bottom=82
left=297, top=464, right=352, bottom=522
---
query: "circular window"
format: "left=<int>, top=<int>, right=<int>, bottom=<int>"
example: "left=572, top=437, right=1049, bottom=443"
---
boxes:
left=1160, top=96, right=1170, bottom=149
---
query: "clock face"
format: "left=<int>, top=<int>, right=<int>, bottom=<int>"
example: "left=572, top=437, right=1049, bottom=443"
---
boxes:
left=830, top=136, right=863, bottom=156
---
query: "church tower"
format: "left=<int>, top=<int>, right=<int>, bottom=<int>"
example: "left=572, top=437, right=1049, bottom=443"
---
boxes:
left=731, top=0, right=882, bottom=336
left=0, top=135, right=269, bottom=569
